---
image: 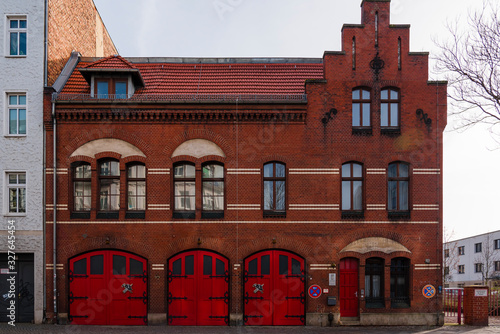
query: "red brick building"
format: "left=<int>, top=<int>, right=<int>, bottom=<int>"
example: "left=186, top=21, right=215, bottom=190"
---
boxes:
left=44, top=0, right=446, bottom=326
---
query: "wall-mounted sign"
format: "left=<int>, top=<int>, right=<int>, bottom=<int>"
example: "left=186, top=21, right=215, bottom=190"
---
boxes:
left=329, top=273, right=336, bottom=286
left=475, top=289, right=488, bottom=297
left=422, top=284, right=436, bottom=298
left=308, top=285, right=322, bottom=298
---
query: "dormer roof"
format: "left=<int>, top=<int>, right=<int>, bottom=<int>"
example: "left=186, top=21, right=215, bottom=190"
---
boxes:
left=78, top=55, right=145, bottom=88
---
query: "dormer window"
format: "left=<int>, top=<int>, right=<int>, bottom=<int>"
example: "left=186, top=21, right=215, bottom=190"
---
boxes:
left=95, top=79, right=128, bottom=99
left=78, top=56, right=145, bottom=100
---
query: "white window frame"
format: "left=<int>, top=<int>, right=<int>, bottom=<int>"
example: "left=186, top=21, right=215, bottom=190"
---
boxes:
left=5, top=92, right=27, bottom=136
left=5, top=15, right=28, bottom=57
left=5, top=171, right=27, bottom=216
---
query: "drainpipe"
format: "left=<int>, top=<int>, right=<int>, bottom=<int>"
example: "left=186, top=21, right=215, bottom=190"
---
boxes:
left=43, top=0, right=49, bottom=320
left=52, top=99, right=57, bottom=322
left=44, top=0, right=48, bottom=87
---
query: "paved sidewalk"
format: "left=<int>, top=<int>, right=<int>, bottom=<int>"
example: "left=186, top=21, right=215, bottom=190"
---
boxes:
left=0, top=324, right=499, bottom=334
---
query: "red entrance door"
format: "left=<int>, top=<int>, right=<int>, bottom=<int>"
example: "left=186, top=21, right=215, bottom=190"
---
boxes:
left=339, top=258, right=359, bottom=317
left=68, top=250, right=148, bottom=325
left=167, top=250, right=229, bottom=326
left=244, top=250, right=305, bottom=326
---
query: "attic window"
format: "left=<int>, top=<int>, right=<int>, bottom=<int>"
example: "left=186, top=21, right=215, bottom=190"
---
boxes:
left=95, top=79, right=128, bottom=99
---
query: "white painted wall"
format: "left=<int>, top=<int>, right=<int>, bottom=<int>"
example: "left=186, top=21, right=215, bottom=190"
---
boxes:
left=0, top=0, right=45, bottom=324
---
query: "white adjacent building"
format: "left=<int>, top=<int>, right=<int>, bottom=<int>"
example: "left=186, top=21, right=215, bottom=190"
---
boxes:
left=0, top=0, right=45, bottom=324
left=444, top=230, right=500, bottom=288
left=0, top=0, right=116, bottom=323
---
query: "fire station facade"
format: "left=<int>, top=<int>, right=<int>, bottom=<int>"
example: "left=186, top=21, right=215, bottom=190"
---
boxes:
left=44, top=0, right=447, bottom=326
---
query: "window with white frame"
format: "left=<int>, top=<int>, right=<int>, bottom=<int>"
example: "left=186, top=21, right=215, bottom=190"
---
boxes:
left=495, top=261, right=500, bottom=272
left=7, top=173, right=26, bottom=214
left=474, top=263, right=483, bottom=273
left=7, top=94, right=26, bottom=135
left=475, top=242, right=482, bottom=253
left=458, top=265, right=465, bottom=274
left=7, top=17, right=27, bottom=56
left=494, top=239, right=500, bottom=250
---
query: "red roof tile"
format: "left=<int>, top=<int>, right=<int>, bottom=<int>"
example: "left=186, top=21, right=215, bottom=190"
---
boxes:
left=83, top=55, right=137, bottom=69
left=60, top=58, right=324, bottom=97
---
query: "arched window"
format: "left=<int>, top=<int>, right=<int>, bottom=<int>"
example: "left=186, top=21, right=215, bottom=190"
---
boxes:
left=342, top=162, right=363, bottom=212
left=365, top=258, right=384, bottom=308
left=99, top=160, right=120, bottom=213
left=202, top=163, right=224, bottom=218
left=263, top=162, right=286, bottom=216
left=388, top=162, right=409, bottom=212
left=381, top=88, right=400, bottom=128
left=174, top=163, right=195, bottom=218
left=127, top=164, right=146, bottom=212
left=73, top=162, right=91, bottom=212
left=390, top=257, right=410, bottom=308
left=352, top=88, right=371, bottom=128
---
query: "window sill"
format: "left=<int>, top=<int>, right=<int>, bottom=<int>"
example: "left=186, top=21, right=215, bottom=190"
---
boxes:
left=96, top=211, right=119, bottom=219
left=172, top=212, right=195, bottom=219
left=201, top=212, right=224, bottom=219
left=125, top=211, right=145, bottom=219
left=4, top=213, right=26, bottom=217
left=263, top=211, right=286, bottom=218
left=381, top=127, right=401, bottom=136
left=71, top=212, right=90, bottom=219
left=4, top=134, right=27, bottom=138
left=5, top=55, right=27, bottom=58
left=341, top=211, right=364, bottom=220
left=388, top=211, right=410, bottom=220
left=352, top=127, right=372, bottom=135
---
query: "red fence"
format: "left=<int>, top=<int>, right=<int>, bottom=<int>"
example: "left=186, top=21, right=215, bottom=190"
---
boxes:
left=491, top=291, right=500, bottom=317
left=444, top=288, right=463, bottom=325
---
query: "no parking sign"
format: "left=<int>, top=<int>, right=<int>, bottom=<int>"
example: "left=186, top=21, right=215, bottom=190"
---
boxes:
left=308, top=284, right=322, bottom=298
left=422, top=284, right=436, bottom=298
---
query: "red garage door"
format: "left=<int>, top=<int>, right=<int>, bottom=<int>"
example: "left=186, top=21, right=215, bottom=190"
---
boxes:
left=244, top=250, right=305, bottom=326
left=167, top=250, right=229, bottom=325
left=68, top=250, right=148, bottom=325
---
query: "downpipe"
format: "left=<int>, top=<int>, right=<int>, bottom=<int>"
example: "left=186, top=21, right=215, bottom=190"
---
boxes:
left=52, top=100, right=58, bottom=322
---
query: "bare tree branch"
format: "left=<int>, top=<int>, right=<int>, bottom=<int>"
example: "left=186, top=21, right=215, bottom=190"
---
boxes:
left=435, top=1, right=500, bottom=133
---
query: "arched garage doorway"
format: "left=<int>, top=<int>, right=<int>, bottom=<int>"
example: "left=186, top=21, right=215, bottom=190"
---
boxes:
left=243, top=249, right=305, bottom=326
left=167, top=249, right=229, bottom=325
left=68, top=250, right=148, bottom=325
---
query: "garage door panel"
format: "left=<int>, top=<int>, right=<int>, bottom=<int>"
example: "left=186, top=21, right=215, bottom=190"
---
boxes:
left=244, top=250, right=305, bottom=326
left=69, top=250, right=147, bottom=325
left=168, top=250, right=229, bottom=326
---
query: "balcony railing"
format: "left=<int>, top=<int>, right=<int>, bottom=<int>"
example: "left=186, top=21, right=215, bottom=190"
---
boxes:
left=52, top=93, right=308, bottom=103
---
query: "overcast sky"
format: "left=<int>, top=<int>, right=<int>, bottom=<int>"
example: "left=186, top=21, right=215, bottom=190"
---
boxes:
left=93, top=0, right=500, bottom=241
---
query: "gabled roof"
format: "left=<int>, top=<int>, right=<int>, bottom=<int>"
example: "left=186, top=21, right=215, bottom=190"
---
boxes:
left=78, top=55, right=145, bottom=87
left=83, top=55, right=136, bottom=69
left=61, top=56, right=324, bottom=99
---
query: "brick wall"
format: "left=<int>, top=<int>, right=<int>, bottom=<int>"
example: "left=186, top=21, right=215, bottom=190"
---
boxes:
left=464, top=286, right=489, bottom=326
left=43, top=0, right=446, bottom=325
left=47, top=0, right=117, bottom=85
